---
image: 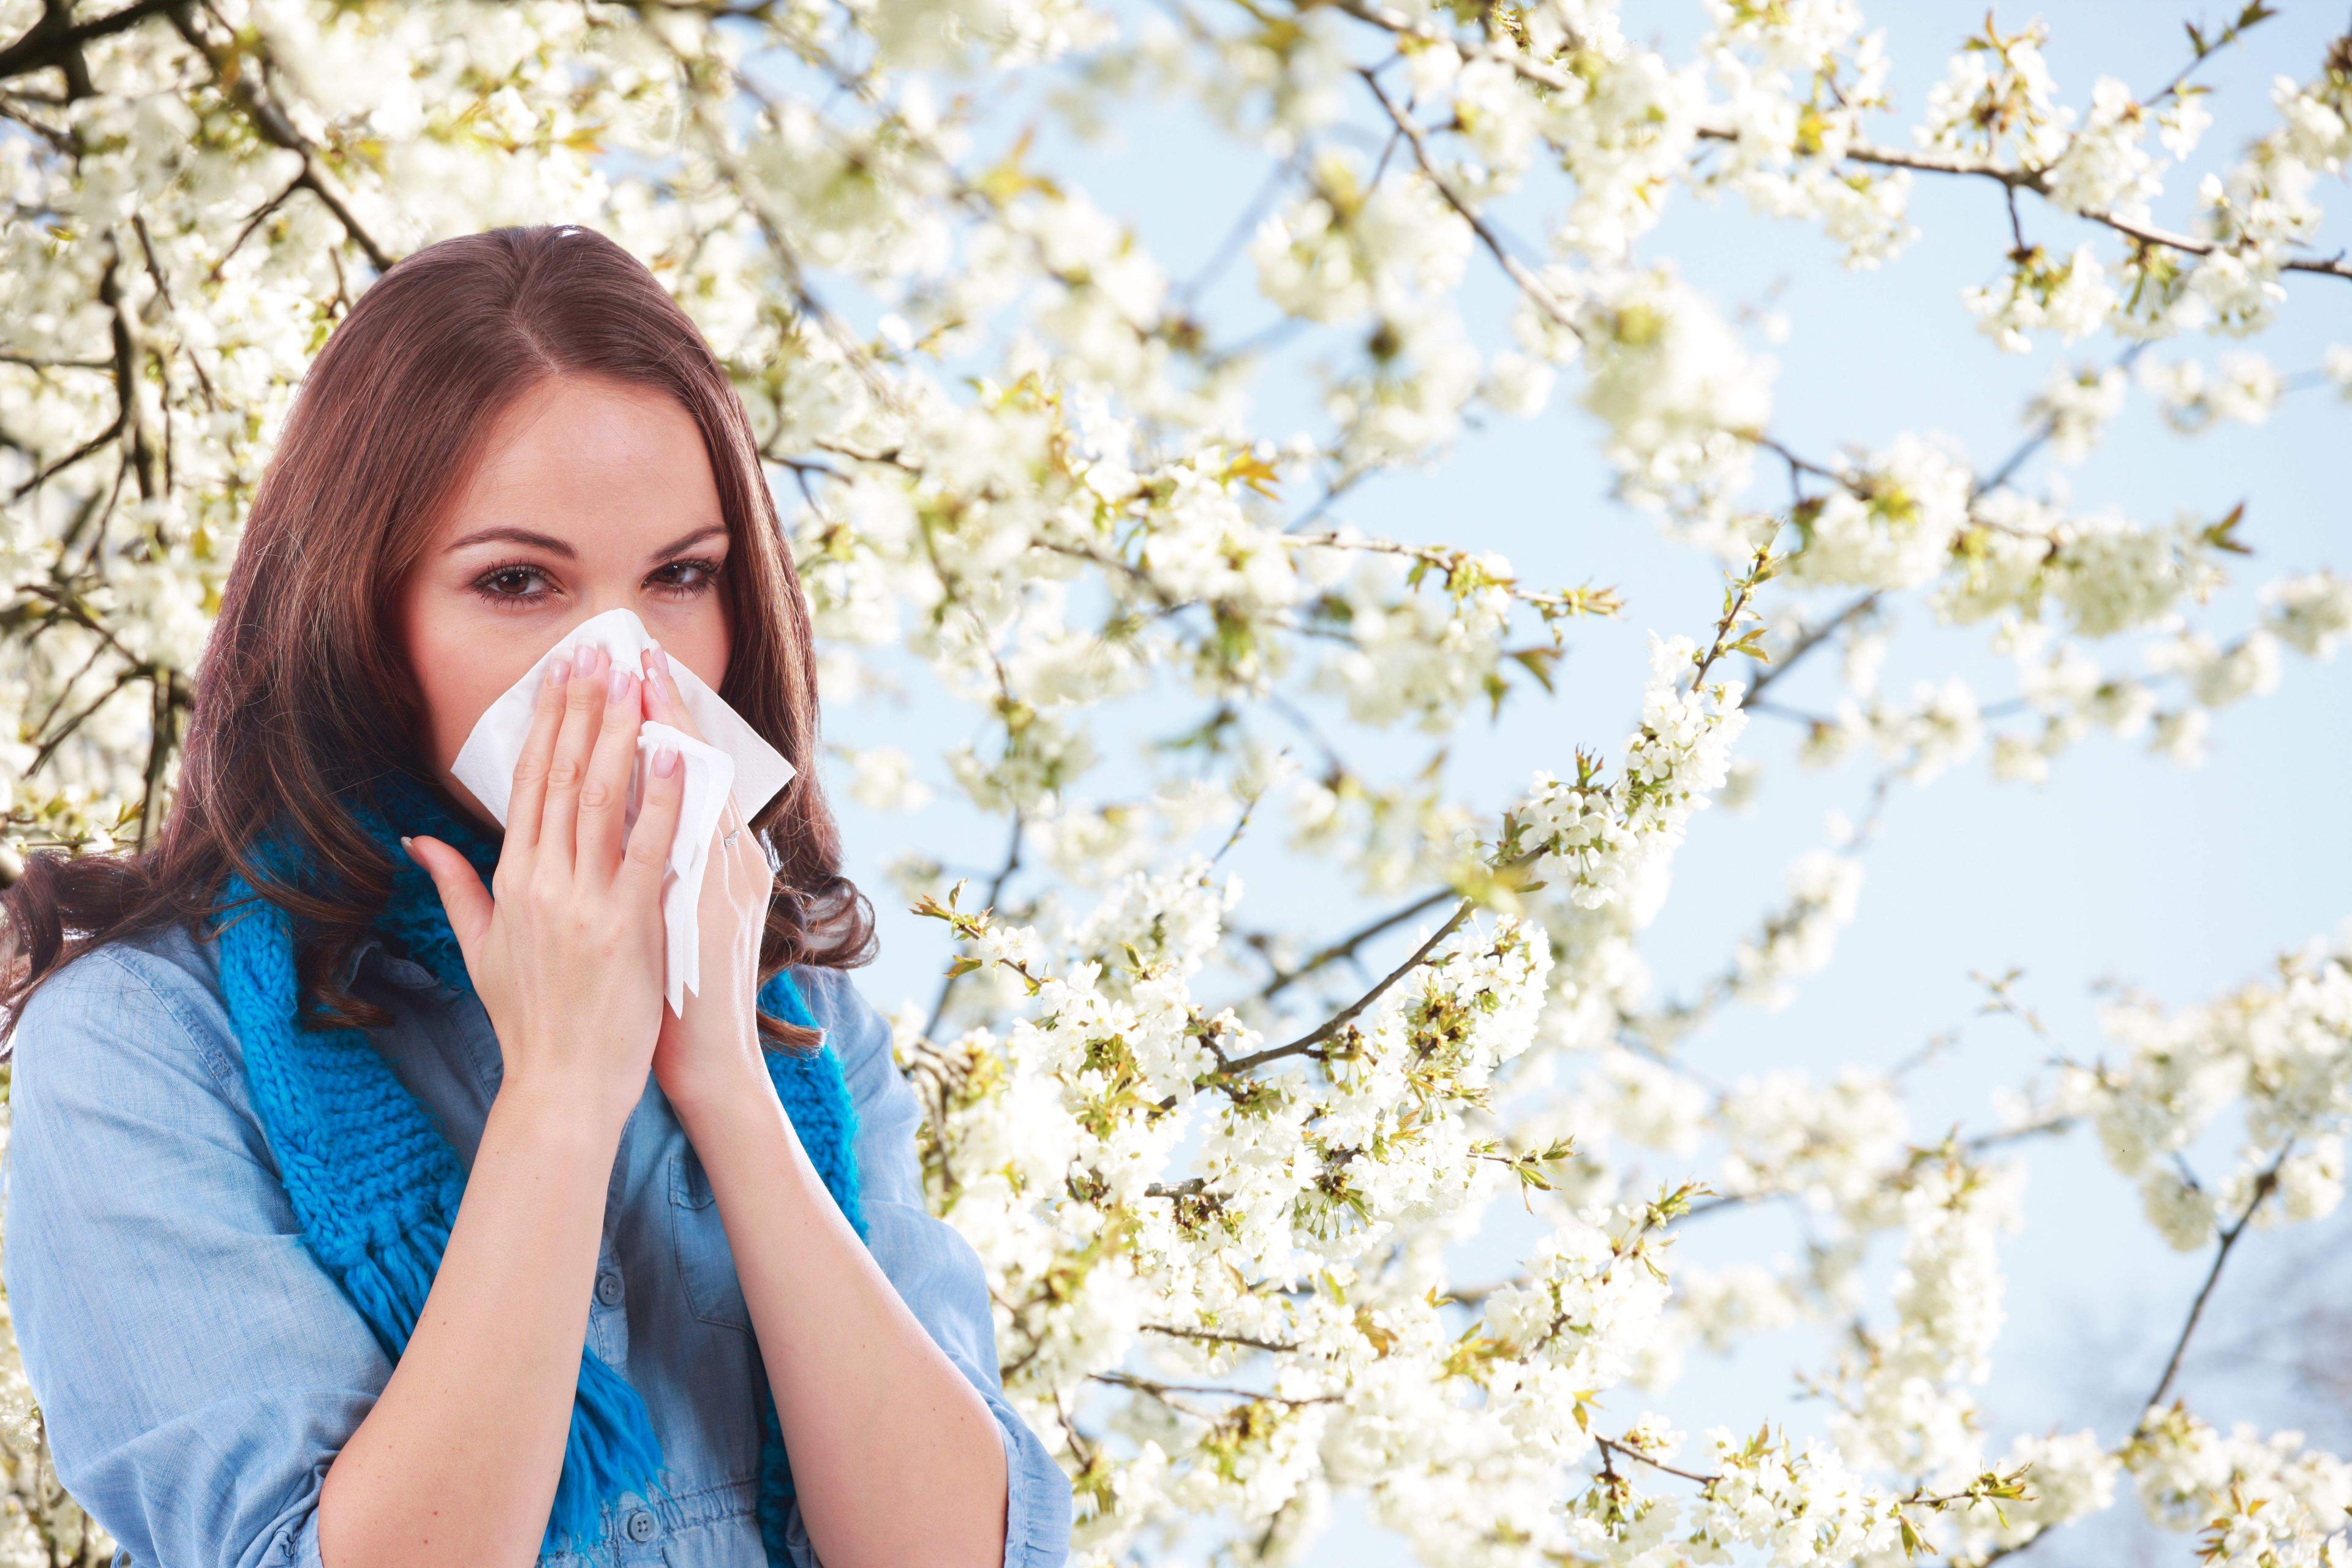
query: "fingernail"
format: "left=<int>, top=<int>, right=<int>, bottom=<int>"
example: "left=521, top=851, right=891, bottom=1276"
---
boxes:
left=546, top=651, right=571, bottom=686
left=608, top=665, right=630, bottom=702
left=652, top=744, right=679, bottom=777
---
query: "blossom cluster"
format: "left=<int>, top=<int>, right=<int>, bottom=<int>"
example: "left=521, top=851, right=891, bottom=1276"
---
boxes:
left=2055, top=921, right=2352, bottom=1252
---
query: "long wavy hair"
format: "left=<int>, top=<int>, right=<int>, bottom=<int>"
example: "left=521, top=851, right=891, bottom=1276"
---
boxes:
left=1, top=224, right=874, bottom=1052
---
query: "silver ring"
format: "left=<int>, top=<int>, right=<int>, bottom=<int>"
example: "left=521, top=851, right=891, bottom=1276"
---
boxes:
left=722, top=826, right=741, bottom=848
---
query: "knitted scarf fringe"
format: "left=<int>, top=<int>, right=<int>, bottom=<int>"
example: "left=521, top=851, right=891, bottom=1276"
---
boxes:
left=216, top=769, right=868, bottom=1562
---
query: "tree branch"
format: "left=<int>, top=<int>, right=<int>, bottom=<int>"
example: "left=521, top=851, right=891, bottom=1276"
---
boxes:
left=0, top=0, right=180, bottom=90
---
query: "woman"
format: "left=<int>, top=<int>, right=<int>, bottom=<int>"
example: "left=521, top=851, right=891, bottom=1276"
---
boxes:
left=0, top=225, right=1072, bottom=1568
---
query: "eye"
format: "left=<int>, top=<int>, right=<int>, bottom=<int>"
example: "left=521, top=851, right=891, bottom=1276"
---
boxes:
left=470, top=560, right=554, bottom=608
left=653, top=555, right=726, bottom=598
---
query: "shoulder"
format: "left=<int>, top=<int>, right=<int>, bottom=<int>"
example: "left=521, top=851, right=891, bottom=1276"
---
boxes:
left=786, top=965, right=936, bottom=1217
left=786, top=962, right=882, bottom=1039
left=6, top=918, right=241, bottom=1100
left=2, top=917, right=296, bottom=1319
left=786, top=963, right=912, bottom=1109
left=788, top=963, right=894, bottom=1056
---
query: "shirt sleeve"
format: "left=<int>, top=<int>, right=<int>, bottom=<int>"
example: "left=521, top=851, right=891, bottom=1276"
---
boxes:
left=784, top=966, right=1074, bottom=1568
left=2, top=941, right=385, bottom=1568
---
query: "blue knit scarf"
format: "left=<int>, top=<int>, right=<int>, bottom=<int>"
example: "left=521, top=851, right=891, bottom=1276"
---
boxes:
left=209, top=767, right=867, bottom=1560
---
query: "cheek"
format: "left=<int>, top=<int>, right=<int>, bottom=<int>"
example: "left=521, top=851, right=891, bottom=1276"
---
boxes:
left=659, top=600, right=732, bottom=698
left=400, top=590, right=527, bottom=774
left=419, top=661, right=507, bottom=773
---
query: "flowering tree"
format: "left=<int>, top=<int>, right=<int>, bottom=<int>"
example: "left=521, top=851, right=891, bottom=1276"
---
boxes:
left=2, top=0, right=2349, bottom=1564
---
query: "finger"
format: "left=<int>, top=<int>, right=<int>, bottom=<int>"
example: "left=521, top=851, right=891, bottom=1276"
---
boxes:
left=402, top=835, right=492, bottom=959
left=713, top=794, right=749, bottom=894
left=578, top=657, right=645, bottom=880
left=620, top=739, right=687, bottom=906
left=732, top=800, right=775, bottom=908
left=541, top=643, right=610, bottom=874
left=505, top=650, right=573, bottom=855
left=729, top=793, right=774, bottom=880
left=640, top=642, right=705, bottom=744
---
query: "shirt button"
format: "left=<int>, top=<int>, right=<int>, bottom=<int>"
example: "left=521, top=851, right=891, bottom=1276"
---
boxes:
left=623, top=1507, right=658, bottom=1543
left=595, top=1268, right=624, bottom=1308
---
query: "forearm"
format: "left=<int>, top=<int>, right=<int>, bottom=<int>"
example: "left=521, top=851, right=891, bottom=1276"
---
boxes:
left=678, top=1087, right=1009, bottom=1568
left=317, top=1084, right=624, bottom=1568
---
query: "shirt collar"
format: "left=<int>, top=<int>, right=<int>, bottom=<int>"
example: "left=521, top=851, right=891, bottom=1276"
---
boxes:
left=338, top=931, right=451, bottom=996
left=333, top=932, right=386, bottom=992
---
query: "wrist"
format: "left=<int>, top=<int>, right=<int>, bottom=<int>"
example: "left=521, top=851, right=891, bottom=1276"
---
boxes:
left=670, top=1083, right=827, bottom=1209
left=493, top=1071, right=640, bottom=1149
left=665, top=1057, right=790, bottom=1138
left=655, top=1021, right=773, bottom=1121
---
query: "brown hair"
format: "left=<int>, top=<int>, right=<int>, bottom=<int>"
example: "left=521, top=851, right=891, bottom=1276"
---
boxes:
left=1, top=224, right=874, bottom=1050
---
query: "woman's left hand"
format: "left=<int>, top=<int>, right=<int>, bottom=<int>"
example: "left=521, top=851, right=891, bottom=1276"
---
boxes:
left=639, top=643, right=777, bottom=1122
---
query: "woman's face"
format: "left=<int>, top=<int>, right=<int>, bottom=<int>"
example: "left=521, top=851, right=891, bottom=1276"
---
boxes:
left=400, top=372, right=732, bottom=831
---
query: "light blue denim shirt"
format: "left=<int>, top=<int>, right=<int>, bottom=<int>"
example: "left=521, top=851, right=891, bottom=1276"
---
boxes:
left=0, top=917, right=1071, bottom=1568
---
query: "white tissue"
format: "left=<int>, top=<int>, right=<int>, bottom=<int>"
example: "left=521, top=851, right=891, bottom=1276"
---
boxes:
left=449, top=606, right=797, bottom=1016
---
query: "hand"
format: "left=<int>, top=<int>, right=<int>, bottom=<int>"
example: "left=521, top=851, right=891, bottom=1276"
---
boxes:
left=405, top=644, right=688, bottom=1139
left=637, top=641, right=778, bottom=1122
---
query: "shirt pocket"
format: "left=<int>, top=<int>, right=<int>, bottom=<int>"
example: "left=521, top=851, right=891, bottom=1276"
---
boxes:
left=668, top=1145, right=753, bottom=1333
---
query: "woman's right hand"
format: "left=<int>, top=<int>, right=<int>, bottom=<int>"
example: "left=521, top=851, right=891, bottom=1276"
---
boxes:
left=404, top=643, right=687, bottom=1137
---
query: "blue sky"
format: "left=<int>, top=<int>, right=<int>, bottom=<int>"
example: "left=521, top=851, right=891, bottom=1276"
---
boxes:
left=793, top=4, right=2352, bottom=1559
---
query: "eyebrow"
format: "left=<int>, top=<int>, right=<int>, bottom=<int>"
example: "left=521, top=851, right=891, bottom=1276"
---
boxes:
left=443, top=522, right=728, bottom=561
